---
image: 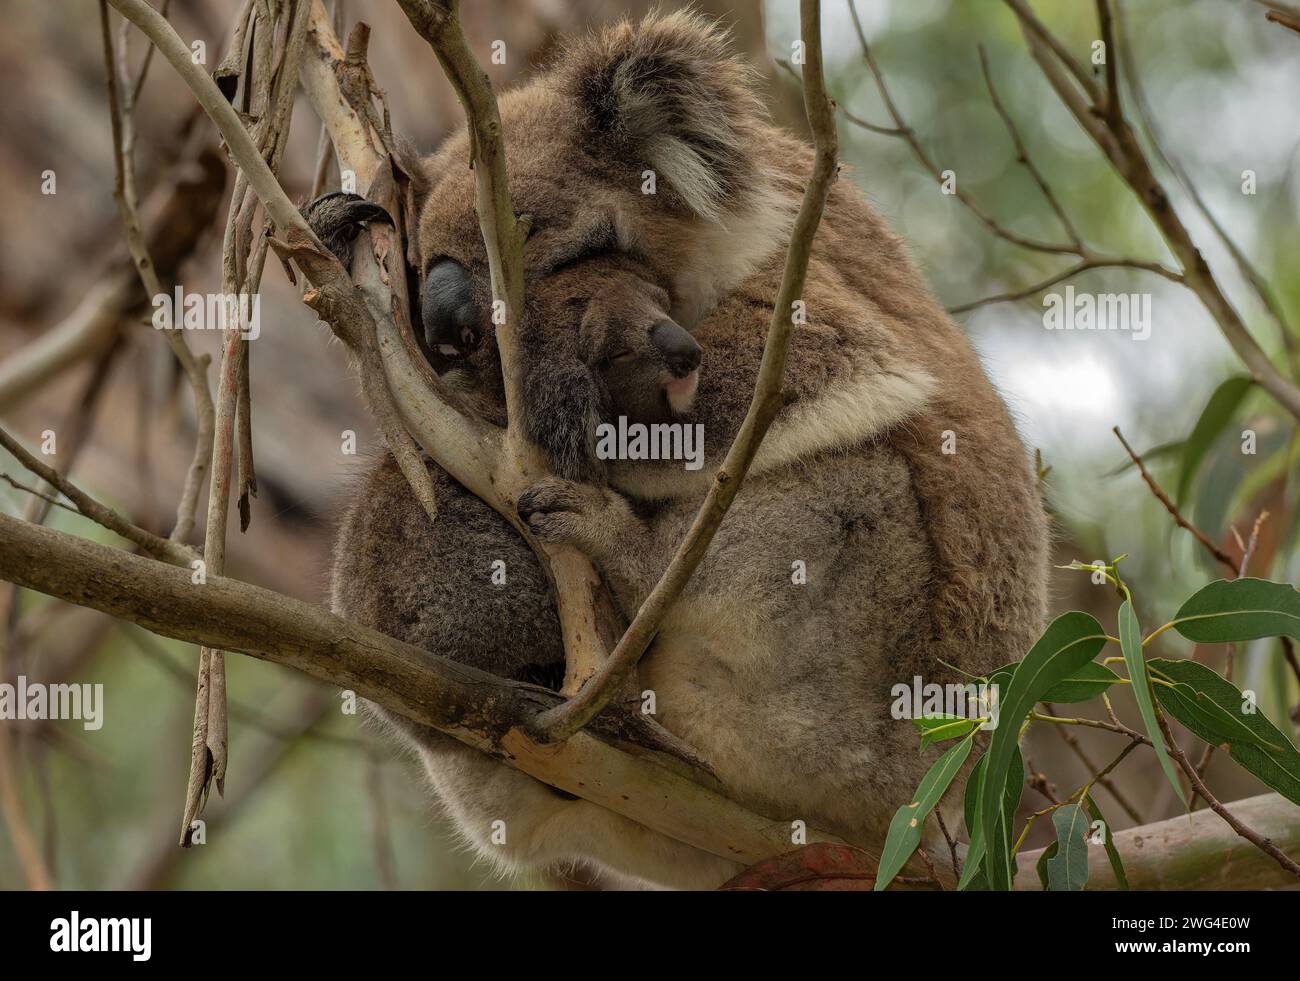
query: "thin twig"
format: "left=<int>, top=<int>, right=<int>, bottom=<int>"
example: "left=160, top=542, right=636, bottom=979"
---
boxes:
left=100, top=0, right=214, bottom=546
left=1041, top=703, right=1144, bottom=824
left=847, top=0, right=1076, bottom=256
left=949, top=257, right=1179, bottom=314
left=1157, top=711, right=1300, bottom=879
left=0, top=426, right=197, bottom=567
left=977, top=45, right=1082, bottom=248
left=1114, top=0, right=1298, bottom=374
left=1112, top=426, right=1237, bottom=572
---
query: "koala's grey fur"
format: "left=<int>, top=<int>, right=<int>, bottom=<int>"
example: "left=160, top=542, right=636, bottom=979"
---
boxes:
left=326, top=11, right=1049, bottom=889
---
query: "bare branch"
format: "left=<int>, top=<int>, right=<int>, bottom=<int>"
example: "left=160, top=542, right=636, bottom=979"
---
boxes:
left=848, top=0, right=1078, bottom=257
left=948, top=257, right=1179, bottom=315
left=0, top=425, right=198, bottom=567
left=1156, top=712, right=1300, bottom=879
left=1112, top=426, right=1237, bottom=573
left=1003, top=0, right=1300, bottom=422
left=977, top=45, right=1082, bottom=248
left=1113, top=0, right=1298, bottom=369
left=0, top=514, right=847, bottom=868
left=100, top=0, right=215, bottom=546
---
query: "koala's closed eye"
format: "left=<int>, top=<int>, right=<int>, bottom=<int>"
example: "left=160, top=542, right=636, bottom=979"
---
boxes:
left=530, top=219, right=622, bottom=278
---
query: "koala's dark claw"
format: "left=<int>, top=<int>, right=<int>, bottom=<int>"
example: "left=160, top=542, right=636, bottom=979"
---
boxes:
left=300, top=191, right=395, bottom=262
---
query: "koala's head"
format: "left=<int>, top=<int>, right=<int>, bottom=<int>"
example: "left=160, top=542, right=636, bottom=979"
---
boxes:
left=520, top=255, right=703, bottom=482
left=415, top=10, right=775, bottom=368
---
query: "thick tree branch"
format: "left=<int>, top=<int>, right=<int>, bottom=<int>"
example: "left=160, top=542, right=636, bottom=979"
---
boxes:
left=1016, top=791, right=1300, bottom=889
left=0, top=514, right=843, bottom=867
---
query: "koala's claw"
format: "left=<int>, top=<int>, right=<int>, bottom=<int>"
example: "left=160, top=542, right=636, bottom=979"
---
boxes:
left=300, top=191, right=395, bottom=262
left=517, top=478, right=595, bottom=544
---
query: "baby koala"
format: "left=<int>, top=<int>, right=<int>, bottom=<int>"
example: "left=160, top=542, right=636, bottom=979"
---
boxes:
left=515, top=255, right=704, bottom=483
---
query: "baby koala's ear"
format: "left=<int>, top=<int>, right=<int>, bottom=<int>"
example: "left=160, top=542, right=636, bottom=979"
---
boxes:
left=558, top=10, right=764, bottom=220
left=521, top=356, right=609, bottom=483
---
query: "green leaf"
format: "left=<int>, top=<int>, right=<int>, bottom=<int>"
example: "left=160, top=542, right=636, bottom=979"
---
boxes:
left=1083, top=794, right=1128, bottom=890
left=958, top=748, right=1023, bottom=890
left=980, top=612, right=1108, bottom=890
left=986, top=659, right=1123, bottom=704
left=912, top=714, right=980, bottom=750
left=875, top=734, right=974, bottom=890
left=1159, top=682, right=1284, bottom=753
left=1120, top=599, right=1186, bottom=809
left=1176, top=375, right=1252, bottom=506
left=1150, top=658, right=1300, bottom=806
left=1171, top=579, right=1300, bottom=644
left=1106, top=438, right=1183, bottom=477
left=1045, top=803, right=1090, bottom=891
left=1035, top=841, right=1057, bottom=890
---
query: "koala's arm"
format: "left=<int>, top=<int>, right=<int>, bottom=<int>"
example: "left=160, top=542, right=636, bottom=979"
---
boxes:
left=518, top=473, right=832, bottom=619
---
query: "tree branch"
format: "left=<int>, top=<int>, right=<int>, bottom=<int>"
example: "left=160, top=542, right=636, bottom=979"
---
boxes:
left=1004, top=0, right=1300, bottom=422
left=0, top=513, right=845, bottom=868
left=1016, top=791, right=1300, bottom=889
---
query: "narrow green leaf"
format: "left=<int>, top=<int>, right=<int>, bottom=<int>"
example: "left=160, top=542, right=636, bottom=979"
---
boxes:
left=912, top=714, right=980, bottom=750
left=980, top=612, right=1108, bottom=890
left=1045, top=803, right=1090, bottom=891
left=958, top=748, right=1023, bottom=891
left=956, top=753, right=1024, bottom=888
left=1176, top=375, right=1252, bottom=505
left=1121, top=600, right=1186, bottom=809
left=985, top=660, right=1120, bottom=703
left=875, top=734, right=974, bottom=890
left=1106, top=438, right=1183, bottom=477
left=1171, top=578, right=1300, bottom=644
left=1151, top=658, right=1300, bottom=806
left=1083, top=794, right=1128, bottom=890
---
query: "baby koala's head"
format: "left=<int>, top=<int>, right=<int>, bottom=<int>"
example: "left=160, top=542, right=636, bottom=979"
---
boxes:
left=519, top=254, right=703, bottom=481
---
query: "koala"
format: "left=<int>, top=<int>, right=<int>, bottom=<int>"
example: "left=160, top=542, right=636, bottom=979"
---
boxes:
left=325, top=11, right=1049, bottom=889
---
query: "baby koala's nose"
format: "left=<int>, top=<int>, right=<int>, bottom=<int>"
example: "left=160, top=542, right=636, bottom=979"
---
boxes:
left=651, top=318, right=701, bottom=377
left=422, top=259, right=479, bottom=357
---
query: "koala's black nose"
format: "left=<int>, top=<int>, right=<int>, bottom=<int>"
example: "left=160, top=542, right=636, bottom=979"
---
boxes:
left=651, top=319, right=701, bottom=377
left=421, top=259, right=479, bottom=357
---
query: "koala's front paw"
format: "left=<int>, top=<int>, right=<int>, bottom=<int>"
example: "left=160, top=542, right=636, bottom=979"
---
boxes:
left=517, top=478, right=603, bottom=546
left=300, top=191, right=394, bottom=262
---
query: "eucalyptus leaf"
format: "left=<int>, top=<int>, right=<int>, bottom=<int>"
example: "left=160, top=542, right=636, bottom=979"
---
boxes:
left=1035, top=841, right=1056, bottom=890
left=1171, top=578, right=1300, bottom=644
left=1121, top=599, right=1186, bottom=809
left=912, top=714, right=980, bottom=750
left=1160, top=682, right=1283, bottom=753
left=1083, top=794, right=1128, bottom=890
left=987, top=659, right=1124, bottom=704
left=1045, top=803, right=1090, bottom=891
left=1176, top=375, right=1252, bottom=506
left=875, top=734, right=974, bottom=890
left=1151, top=658, right=1300, bottom=806
left=979, top=612, right=1107, bottom=890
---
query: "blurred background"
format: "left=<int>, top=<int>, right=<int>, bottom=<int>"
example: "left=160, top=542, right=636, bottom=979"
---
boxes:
left=0, top=0, right=1296, bottom=888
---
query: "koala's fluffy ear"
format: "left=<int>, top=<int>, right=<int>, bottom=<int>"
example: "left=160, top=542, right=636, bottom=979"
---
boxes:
left=560, top=11, right=764, bottom=220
